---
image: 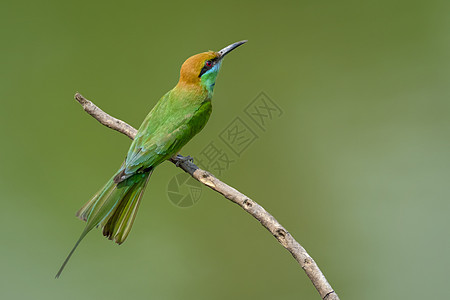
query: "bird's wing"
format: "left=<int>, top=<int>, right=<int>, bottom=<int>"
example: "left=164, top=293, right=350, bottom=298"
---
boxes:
left=121, top=100, right=212, bottom=178
left=124, top=125, right=189, bottom=173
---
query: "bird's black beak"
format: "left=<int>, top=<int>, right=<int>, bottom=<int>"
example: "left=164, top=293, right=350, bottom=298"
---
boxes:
left=218, top=40, right=247, bottom=59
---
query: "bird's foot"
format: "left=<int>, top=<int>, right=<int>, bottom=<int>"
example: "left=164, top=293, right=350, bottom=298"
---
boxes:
left=173, top=154, right=194, bottom=167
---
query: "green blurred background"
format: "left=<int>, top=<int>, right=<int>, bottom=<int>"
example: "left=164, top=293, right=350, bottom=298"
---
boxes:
left=1, top=0, right=449, bottom=299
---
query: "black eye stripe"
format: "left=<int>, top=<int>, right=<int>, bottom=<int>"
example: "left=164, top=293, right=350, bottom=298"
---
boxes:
left=199, top=65, right=209, bottom=77
left=198, top=59, right=216, bottom=77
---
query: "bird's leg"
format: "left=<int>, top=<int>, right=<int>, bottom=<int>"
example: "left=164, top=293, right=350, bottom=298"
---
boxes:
left=172, top=154, right=194, bottom=167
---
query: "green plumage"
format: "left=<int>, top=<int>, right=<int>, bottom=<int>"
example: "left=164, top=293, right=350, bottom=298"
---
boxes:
left=56, top=41, right=246, bottom=278
left=117, top=89, right=212, bottom=181
left=56, top=87, right=212, bottom=278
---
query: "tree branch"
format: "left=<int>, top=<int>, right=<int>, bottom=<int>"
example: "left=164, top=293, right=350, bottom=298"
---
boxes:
left=74, top=92, right=340, bottom=300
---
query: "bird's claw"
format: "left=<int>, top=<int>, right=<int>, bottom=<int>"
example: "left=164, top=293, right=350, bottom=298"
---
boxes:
left=174, top=154, right=194, bottom=167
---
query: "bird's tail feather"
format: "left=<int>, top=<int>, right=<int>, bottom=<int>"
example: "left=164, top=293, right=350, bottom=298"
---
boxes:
left=102, top=171, right=151, bottom=244
left=55, top=170, right=152, bottom=278
left=55, top=229, right=88, bottom=278
left=76, top=176, right=118, bottom=223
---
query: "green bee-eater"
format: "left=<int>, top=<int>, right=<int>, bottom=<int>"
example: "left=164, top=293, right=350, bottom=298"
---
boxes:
left=56, top=40, right=247, bottom=277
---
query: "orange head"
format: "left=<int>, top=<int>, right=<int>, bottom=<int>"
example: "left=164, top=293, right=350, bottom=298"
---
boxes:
left=179, top=51, right=219, bottom=85
left=176, top=40, right=247, bottom=93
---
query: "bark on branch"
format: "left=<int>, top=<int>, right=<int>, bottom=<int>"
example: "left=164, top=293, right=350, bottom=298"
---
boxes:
left=74, top=92, right=340, bottom=300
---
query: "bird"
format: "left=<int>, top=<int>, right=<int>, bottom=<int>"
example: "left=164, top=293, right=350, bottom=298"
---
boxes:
left=56, top=40, right=247, bottom=278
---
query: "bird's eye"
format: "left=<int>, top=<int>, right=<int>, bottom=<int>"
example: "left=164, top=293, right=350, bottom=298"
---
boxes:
left=205, top=60, right=212, bottom=67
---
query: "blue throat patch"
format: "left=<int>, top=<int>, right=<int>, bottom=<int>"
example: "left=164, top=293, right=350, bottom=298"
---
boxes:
left=200, top=62, right=222, bottom=95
